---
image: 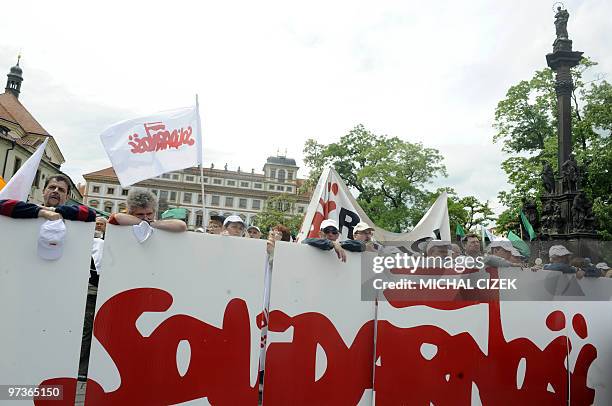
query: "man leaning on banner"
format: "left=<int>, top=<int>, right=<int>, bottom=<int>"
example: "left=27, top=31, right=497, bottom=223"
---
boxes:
left=0, top=139, right=96, bottom=223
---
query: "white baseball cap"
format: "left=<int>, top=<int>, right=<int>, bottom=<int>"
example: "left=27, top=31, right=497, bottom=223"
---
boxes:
left=37, top=219, right=66, bottom=261
left=354, top=222, right=374, bottom=233
left=489, top=240, right=514, bottom=253
left=223, top=215, right=245, bottom=226
left=426, top=240, right=451, bottom=252
left=595, top=262, right=610, bottom=271
left=549, top=245, right=572, bottom=257
left=320, top=219, right=338, bottom=231
left=246, top=225, right=261, bottom=232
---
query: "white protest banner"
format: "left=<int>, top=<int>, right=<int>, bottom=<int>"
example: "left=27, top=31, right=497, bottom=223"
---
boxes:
left=297, top=167, right=450, bottom=245
left=99, top=105, right=202, bottom=187
left=70, top=226, right=266, bottom=405
left=263, top=242, right=376, bottom=405
left=0, top=216, right=93, bottom=405
left=0, top=138, right=48, bottom=201
left=374, top=266, right=612, bottom=405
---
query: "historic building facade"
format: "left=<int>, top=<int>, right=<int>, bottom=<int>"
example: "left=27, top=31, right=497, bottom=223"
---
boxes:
left=82, top=155, right=312, bottom=229
left=0, top=58, right=82, bottom=203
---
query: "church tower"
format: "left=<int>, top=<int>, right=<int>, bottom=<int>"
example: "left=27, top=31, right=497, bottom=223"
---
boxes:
left=5, top=55, right=24, bottom=98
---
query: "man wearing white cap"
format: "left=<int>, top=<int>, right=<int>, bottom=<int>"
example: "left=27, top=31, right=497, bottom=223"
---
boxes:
left=246, top=225, right=262, bottom=239
left=301, top=219, right=365, bottom=262
left=596, top=262, right=612, bottom=278
left=544, top=245, right=581, bottom=276
left=222, top=215, right=246, bottom=237
left=353, top=221, right=378, bottom=252
left=483, top=240, right=523, bottom=268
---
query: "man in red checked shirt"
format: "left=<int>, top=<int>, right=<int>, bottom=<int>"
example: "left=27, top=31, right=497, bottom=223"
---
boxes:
left=0, top=175, right=96, bottom=222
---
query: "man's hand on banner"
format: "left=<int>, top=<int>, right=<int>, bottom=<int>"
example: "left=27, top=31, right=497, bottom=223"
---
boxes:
left=38, top=208, right=61, bottom=221
left=332, top=241, right=347, bottom=263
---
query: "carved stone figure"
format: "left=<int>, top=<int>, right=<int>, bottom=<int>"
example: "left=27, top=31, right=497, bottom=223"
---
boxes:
left=554, top=7, right=569, bottom=39
left=552, top=201, right=564, bottom=233
left=561, top=154, right=579, bottom=192
left=521, top=198, right=540, bottom=231
left=541, top=162, right=555, bottom=194
left=540, top=199, right=554, bottom=233
left=572, top=191, right=596, bottom=232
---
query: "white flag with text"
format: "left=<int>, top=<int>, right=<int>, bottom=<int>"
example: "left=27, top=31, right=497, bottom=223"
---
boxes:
left=99, top=106, right=202, bottom=187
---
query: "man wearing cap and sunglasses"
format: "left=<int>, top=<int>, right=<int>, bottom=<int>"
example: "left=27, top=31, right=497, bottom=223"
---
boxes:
left=302, top=219, right=365, bottom=262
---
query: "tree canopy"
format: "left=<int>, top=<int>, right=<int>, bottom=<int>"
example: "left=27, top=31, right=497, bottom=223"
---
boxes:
left=303, top=125, right=447, bottom=232
left=253, top=194, right=304, bottom=238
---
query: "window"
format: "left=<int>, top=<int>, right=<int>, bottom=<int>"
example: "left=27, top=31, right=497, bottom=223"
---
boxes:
left=162, top=173, right=171, bottom=179
left=198, top=194, right=202, bottom=204
left=151, top=189, right=158, bottom=195
left=287, top=171, right=293, bottom=181
left=13, top=157, right=22, bottom=175
left=183, top=192, right=192, bottom=203
left=170, top=191, right=177, bottom=201
left=240, top=181, right=249, bottom=187
left=239, top=198, right=247, bottom=209
left=160, top=190, right=169, bottom=201
left=252, top=200, right=261, bottom=210
left=107, top=187, right=115, bottom=195
left=186, top=175, right=194, bottom=182
left=225, top=197, right=234, bottom=207
left=286, top=186, right=293, bottom=192
left=172, top=174, right=180, bottom=180
left=254, top=183, right=262, bottom=189
left=276, top=186, right=284, bottom=191
left=92, top=186, right=100, bottom=193
left=269, top=184, right=274, bottom=190
left=213, top=178, right=222, bottom=185
left=34, top=170, right=41, bottom=187
left=211, top=195, right=220, bottom=206
left=203, top=177, right=208, bottom=183
left=227, top=180, right=236, bottom=186
left=298, top=206, right=304, bottom=213
left=89, top=200, right=99, bottom=208
left=118, top=203, right=127, bottom=213
left=278, top=169, right=286, bottom=183
left=195, top=211, right=203, bottom=227
left=104, top=202, right=113, bottom=213
left=121, top=189, right=129, bottom=196
left=270, top=169, right=276, bottom=179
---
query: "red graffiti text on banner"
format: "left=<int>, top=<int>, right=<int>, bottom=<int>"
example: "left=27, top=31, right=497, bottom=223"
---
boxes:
left=128, top=121, right=195, bottom=154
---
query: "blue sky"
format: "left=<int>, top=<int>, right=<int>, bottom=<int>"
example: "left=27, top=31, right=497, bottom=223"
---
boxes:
left=1, top=0, right=610, bottom=216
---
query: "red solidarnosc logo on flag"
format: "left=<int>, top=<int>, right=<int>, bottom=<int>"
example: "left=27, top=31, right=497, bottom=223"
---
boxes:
left=128, top=121, right=195, bottom=154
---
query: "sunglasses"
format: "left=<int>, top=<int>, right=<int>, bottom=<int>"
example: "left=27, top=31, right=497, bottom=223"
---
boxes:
left=323, top=227, right=339, bottom=235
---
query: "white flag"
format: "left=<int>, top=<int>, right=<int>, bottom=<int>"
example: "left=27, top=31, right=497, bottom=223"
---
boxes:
left=99, top=105, right=202, bottom=187
left=0, top=138, right=48, bottom=201
left=297, top=167, right=451, bottom=245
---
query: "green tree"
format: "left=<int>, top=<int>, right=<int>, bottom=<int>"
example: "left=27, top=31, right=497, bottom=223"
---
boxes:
left=493, top=58, right=612, bottom=237
left=303, top=125, right=447, bottom=232
left=412, top=188, right=494, bottom=236
left=253, top=194, right=304, bottom=237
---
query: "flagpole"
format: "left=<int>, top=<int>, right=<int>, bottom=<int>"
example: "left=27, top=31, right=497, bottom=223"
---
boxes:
left=196, top=94, right=207, bottom=229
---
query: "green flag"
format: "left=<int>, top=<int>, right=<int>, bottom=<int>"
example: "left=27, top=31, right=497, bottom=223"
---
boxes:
left=507, top=230, right=530, bottom=258
left=161, top=208, right=188, bottom=220
left=456, top=224, right=466, bottom=239
left=520, top=211, right=537, bottom=241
